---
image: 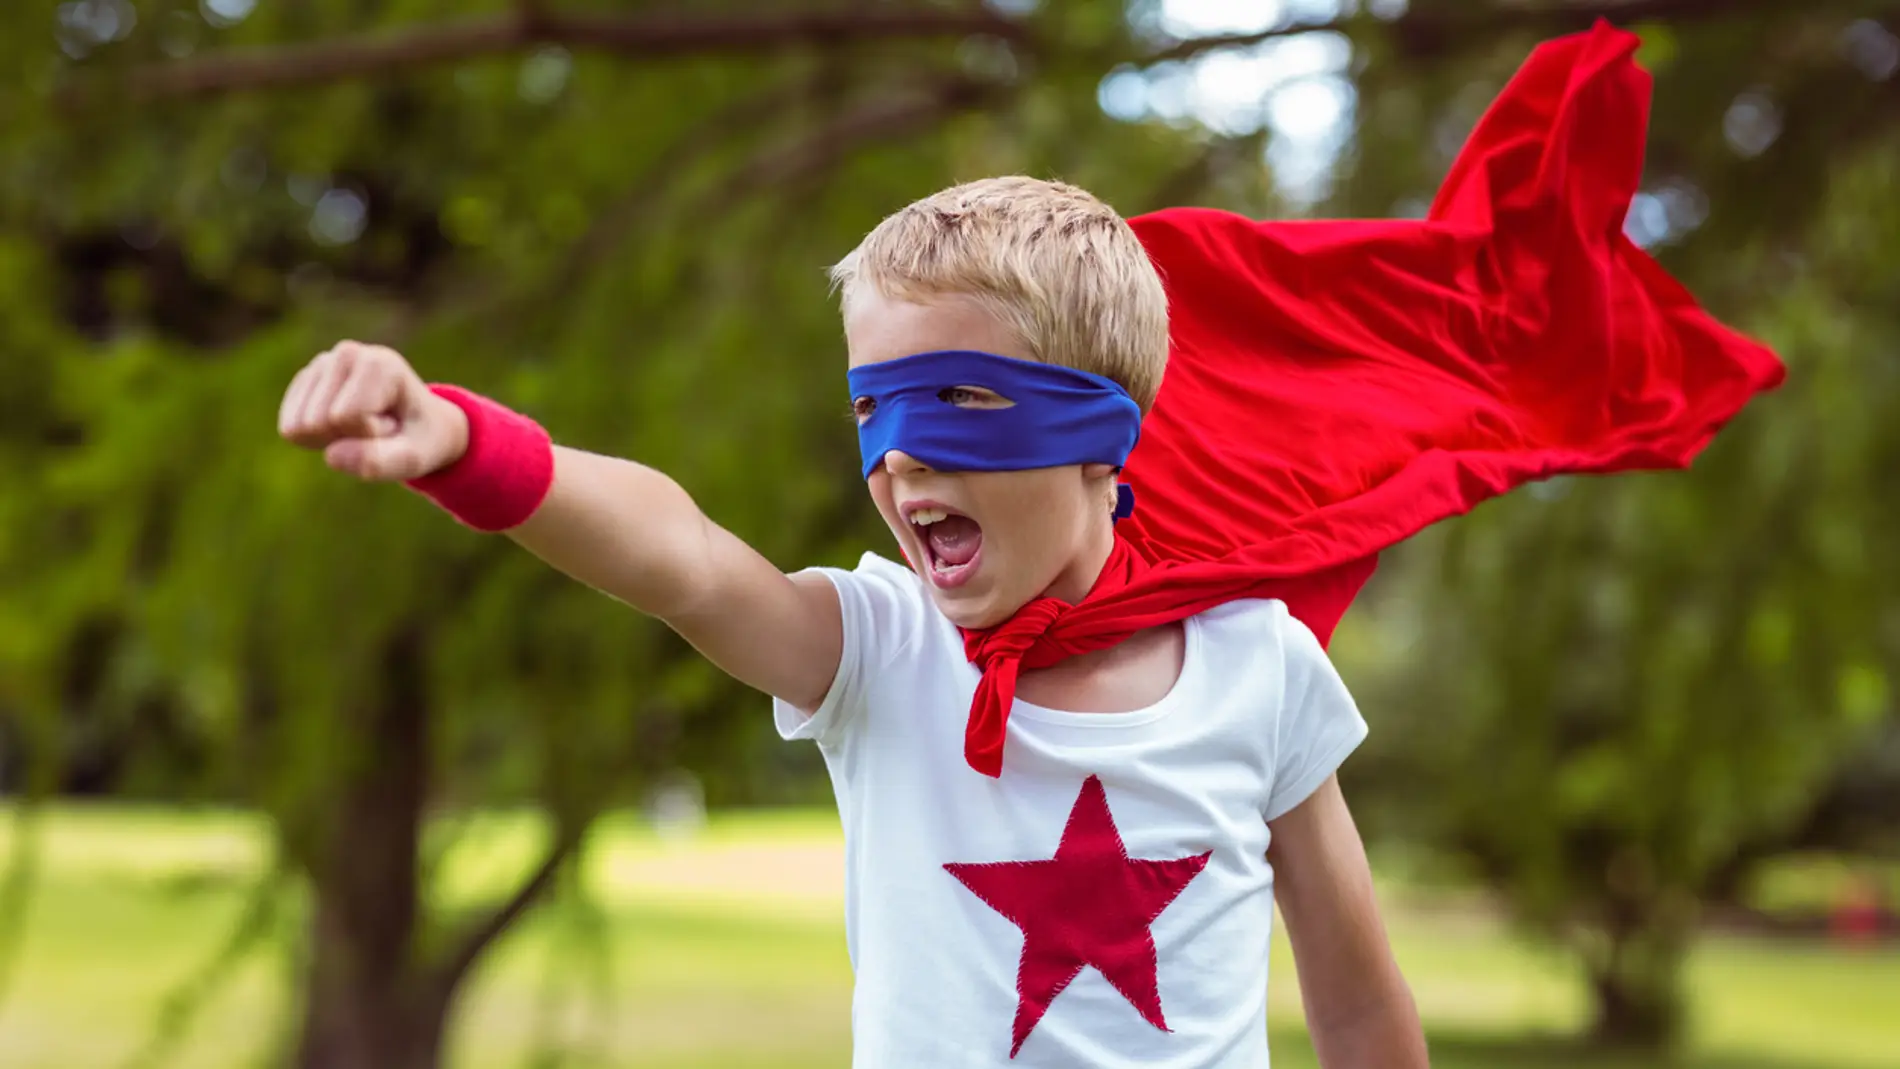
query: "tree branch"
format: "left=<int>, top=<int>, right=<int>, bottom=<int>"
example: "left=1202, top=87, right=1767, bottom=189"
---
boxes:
left=388, top=64, right=1012, bottom=349
left=542, top=69, right=837, bottom=301
left=120, top=861, right=292, bottom=1069
left=77, top=0, right=1808, bottom=108
left=86, top=7, right=1027, bottom=102
left=566, top=70, right=1005, bottom=296
left=699, top=73, right=1006, bottom=209
left=1134, top=128, right=1272, bottom=216
left=466, top=67, right=1003, bottom=336
left=1140, top=0, right=1819, bottom=66
left=432, top=819, right=588, bottom=995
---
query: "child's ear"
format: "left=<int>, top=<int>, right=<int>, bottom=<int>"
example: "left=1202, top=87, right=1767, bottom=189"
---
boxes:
left=1082, top=463, right=1120, bottom=513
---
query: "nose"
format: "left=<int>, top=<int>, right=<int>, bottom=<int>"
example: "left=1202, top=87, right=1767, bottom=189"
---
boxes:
left=882, top=449, right=931, bottom=476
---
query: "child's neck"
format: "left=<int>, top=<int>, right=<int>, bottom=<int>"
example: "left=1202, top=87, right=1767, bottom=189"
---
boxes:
left=1016, top=619, right=1186, bottom=713
left=1038, top=521, right=1119, bottom=606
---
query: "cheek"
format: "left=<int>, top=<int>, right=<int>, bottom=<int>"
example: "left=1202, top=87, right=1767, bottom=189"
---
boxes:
left=866, top=472, right=901, bottom=524
left=982, top=472, right=1092, bottom=547
left=1028, top=470, right=1094, bottom=515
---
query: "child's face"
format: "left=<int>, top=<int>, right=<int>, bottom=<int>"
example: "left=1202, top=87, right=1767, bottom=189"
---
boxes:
left=844, top=290, right=1118, bottom=630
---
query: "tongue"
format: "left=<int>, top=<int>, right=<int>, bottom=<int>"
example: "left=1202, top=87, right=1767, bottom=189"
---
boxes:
left=927, top=516, right=982, bottom=567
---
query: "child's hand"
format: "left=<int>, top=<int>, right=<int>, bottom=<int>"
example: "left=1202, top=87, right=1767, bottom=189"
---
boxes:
left=278, top=341, right=469, bottom=481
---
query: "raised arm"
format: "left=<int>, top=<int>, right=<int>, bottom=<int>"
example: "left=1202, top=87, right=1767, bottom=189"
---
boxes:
left=277, top=341, right=842, bottom=711
left=508, top=447, right=842, bottom=709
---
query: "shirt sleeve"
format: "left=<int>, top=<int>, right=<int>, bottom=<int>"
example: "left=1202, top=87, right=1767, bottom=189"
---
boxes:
left=772, top=552, right=925, bottom=746
left=1263, top=606, right=1370, bottom=822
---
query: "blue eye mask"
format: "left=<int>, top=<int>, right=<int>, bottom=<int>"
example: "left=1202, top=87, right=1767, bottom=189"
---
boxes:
left=847, top=349, right=1142, bottom=519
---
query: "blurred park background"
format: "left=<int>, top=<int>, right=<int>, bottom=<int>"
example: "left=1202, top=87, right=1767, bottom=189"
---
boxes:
left=3, top=0, right=1899, bottom=1066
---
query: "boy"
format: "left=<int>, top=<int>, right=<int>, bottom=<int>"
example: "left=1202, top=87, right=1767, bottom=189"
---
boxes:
left=279, top=23, right=1776, bottom=1069
left=279, top=183, right=1426, bottom=1065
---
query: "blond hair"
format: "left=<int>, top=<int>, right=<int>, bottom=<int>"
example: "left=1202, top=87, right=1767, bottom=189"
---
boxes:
left=830, top=177, right=1169, bottom=412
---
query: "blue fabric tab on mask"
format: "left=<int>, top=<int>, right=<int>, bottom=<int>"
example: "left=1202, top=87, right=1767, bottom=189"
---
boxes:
left=848, top=351, right=1142, bottom=515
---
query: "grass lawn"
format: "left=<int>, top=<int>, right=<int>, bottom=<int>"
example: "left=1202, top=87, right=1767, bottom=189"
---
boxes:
left=0, top=805, right=1895, bottom=1069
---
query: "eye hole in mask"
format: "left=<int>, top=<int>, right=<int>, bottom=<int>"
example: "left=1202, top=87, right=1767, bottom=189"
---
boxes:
left=854, top=385, right=1018, bottom=424
left=937, top=385, right=1016, bottom=410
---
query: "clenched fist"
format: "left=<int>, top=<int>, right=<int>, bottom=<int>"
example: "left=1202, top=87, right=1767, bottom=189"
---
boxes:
left=278, top=341, right=469, bottom=481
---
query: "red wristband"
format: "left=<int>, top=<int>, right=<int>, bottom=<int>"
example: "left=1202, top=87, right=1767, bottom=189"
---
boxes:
left=405, top=384, right=555, bottom=532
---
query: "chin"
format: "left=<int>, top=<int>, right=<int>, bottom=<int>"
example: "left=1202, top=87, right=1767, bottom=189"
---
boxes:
left=926, top=586, right=1016, bottom=631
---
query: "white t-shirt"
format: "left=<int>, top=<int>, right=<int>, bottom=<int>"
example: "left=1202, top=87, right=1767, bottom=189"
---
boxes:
left=774, top=552, right=1367, bottom=1068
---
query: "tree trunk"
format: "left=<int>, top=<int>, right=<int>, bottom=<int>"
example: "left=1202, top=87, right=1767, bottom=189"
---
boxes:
left=295, top=935, right=447, bottom=1069
left=293, top=628, right=448, bottom=1069
left=1585, top=914, right=1689, bottom=1049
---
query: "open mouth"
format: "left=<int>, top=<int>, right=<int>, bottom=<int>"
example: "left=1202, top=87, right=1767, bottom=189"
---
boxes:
left=905, top=501, right=984, bottom=589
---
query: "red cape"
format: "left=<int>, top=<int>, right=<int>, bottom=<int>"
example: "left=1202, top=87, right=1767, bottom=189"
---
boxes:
left=959, top=21, right=1785, bottom=777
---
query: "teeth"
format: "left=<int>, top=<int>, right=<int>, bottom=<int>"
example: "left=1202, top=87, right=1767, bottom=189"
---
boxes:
left=911, top=507, right=948, bottom=525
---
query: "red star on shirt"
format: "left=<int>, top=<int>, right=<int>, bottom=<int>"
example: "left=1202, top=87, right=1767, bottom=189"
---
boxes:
left=944, top=775, right=1212, bottom=1058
